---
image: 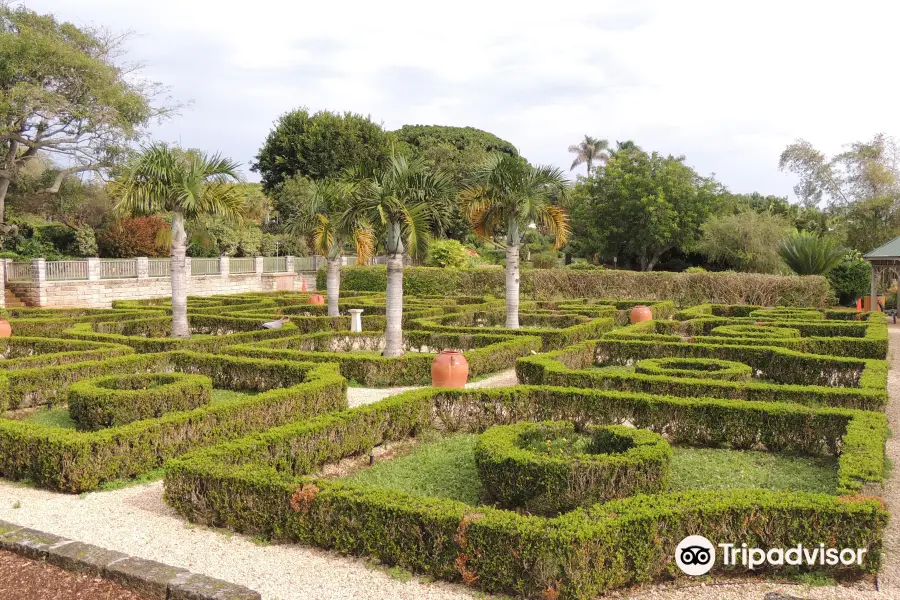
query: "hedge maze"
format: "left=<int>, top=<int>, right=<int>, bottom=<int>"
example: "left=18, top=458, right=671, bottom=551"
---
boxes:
left=0, top=292, right=892, bottom=598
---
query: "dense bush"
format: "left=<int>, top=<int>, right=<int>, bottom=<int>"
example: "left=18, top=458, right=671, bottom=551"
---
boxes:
left=475, top=421, right=671, bottom=515
left=164, top=385, right=887, bottom=599
left=0, top=352, right=346, bottom=492
left=426, top=239, right=471, bottom=268
left=828, top=252, right=872, bottom=306
left=333, top=266, right=834, bottom=307
left=68, top=372, right=212, bottom=431
left=633, top=357, right=752, bottom=381
left=97, top=216, right=168, bottom=258
left=710, top=324, right=801, bottom=339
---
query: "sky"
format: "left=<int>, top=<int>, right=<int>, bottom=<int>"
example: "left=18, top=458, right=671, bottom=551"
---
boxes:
left=22, top=0, right=900, bottom=198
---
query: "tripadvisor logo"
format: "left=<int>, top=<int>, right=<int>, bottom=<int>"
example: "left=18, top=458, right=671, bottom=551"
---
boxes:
left=675, top=535, right=868, bottom=576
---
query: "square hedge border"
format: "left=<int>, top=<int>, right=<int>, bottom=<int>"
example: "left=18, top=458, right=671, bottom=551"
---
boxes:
left=228, top=330, right=542, bottom=386
left=0, top=351, right=346, bottom=492
left=516, top=337, right=888, bottom=411
left=164, top=385, right=888, bottom=599
left=0, top=337, right=134, bottom=377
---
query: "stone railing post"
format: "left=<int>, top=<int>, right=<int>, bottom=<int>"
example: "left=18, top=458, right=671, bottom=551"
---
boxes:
left=285, top=255, right=295, bottom=272
left=136, top=257, right=149, bottom=279
left=219, top=255, right=229, bottom=280
left=254, top=256, right=264, bottom=276
left=0, top=260, right=6, bottom=309
left=32, top=258, right=47, bottom=307
left=87, top=257, right=101, bottom=281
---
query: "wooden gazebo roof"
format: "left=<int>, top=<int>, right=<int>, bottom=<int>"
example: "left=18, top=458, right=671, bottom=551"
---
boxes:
left=865, top=236, right=900, bottom=266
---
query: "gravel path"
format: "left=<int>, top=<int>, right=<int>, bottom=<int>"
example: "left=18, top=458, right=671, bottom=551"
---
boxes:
left=0, top=335, right=897, bottom=600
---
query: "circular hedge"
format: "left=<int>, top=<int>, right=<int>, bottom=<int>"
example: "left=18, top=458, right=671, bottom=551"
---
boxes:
left=634, top=357, right=752, bottom=381
left=710, top=324, right=801, bottom=340
left=68, top=372, right=212, bottom=431
left=474, top=421, right=671, bottom=515
left=748, top=308, right=824, bottom=321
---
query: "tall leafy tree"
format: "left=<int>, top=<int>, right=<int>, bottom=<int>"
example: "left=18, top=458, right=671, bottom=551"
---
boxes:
left=577, top=147, right=721, bottom=270
left=111, top=143, right=243, bottom=338
left=395, top=125, right=519, bottom=240
left=568, top=135, right=610, bottom=176
left=460, top=154, right=569, bottom=328
left=0, top=4, right=174, bottom=223
left=346, top=156, right=454, bottom=356
left=252, top=108, right=394, bottom=193
left=281, top=178, right=374, bottom=316
left=696, top=210, right=792, bottom=273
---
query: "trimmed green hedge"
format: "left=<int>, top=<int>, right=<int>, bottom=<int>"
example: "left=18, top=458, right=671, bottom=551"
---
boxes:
left=68, top=372, right=212, bottom=431
left=475, top=421, right=671, bottom=515
left=634, top=357, right=752, bottom=381
left=410, top=310, right=615, bottom=350
left=516, top=340, right=888, bottom=411
left=0, top=352, right=346, bottom=492
left=330, top=266, right=834, bottom=307
left=0, top=337, right=133, bottom=373
left=749, top=308, right=825, bottom=321
left=9, top=310, right=165, bottom=337
left=710, top=324, right=801, bottom=339
left=164, top=385, right=887, bottom=599
left=228, top=330, right=542, bottom=386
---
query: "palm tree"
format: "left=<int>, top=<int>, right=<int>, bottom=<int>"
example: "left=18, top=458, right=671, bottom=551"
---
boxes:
left=283, top=179, right=374, bottom=317
left=460, top=154, right=570, bottom=329
left=778, top=230, right=846, bottom=275
left=568, top=135, right=610, bottom=176
left=346, top=156, right=454, bottom=356
left=112, top=143, right=243, bottom=338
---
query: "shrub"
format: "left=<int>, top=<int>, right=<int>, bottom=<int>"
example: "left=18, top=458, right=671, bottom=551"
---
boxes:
left=475, top=421, right=671, bottom=515
left=164, top=385, right=888, bottom=599
left=778, top=231, right=845, bottom=276
left=828, top=252, right=872, bottom=306
left=565, top=262, right=605, bottom=271
left=0, top=352, right=346, bottom=492
left=710, top=324, right=801, bottom=339
left=97, top=216, right=168, bottom=258
left=68, top=372, right=212, bottom=431
left=633, top=357, right=752, bottom=382
left=426, top=239, right=471, bottom=268
left=530, top=252, right=558, bottom=269
left=334, top=267, right=834, bottom=307
left=749, top=308, right=825, bottom=321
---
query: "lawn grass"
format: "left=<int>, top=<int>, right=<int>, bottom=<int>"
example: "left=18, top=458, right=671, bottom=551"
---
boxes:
left=341, top=433, right=838, bottom=506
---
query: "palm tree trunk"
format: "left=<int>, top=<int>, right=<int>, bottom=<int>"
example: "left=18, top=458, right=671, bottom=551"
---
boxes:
left=383, top=251, right=404, bottom=356
left=170, top=211, right=190, bottom=338
left=505, top=243, right=520, bottom=329
left=586, top=157, right=592, bottom=176
left=325, top=256, right=341, bottom=317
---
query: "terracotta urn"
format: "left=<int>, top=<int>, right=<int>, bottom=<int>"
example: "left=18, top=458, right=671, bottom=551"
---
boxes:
left=630, top=305, right=653, bottom=324
left=308, top=294, right=325, bottom=306
left=0, top=320, right=11, bottom=338
left=431, top=350, right=469, bottom=388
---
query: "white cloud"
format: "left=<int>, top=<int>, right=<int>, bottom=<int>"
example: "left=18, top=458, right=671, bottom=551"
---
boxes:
left=24, top=0, right=900, bottom=197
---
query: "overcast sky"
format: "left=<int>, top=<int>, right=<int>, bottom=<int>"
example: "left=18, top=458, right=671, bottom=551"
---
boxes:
left=23, top=0, right=900, bottom=198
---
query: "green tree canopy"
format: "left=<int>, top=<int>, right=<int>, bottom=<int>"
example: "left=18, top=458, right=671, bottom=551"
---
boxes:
left=252, top=108, right=394, bottom=193
left=696, top=209, right=792, bottom=273
left=574, top=147, right=722, bottom=270
left=0, top=4, right=174, bottom=223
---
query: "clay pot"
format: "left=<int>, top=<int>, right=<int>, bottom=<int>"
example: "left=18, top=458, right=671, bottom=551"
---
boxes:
left=431, top=350, right=469, bottom=388
left=630, top=305, right=653, bottom=324
left=308, top=294, right=325, bottom=305
left=0, top=320, right=10, bottom=338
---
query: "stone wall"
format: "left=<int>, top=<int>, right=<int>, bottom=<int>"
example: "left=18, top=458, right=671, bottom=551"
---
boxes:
left=5, top=256, right=316, bottom=308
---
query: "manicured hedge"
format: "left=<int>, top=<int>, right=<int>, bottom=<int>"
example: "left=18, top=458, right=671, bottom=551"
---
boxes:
left=475, top=421, right=671, bottom=515
left=710, top=324, right=801, bottom=339
left=633, top=357, right=752, bottom=381
left=68, top=372, right=212, bottom=431
left=330, top=266, right=834, bottom=307
left=8, top=310, right=164, bottom=337
left=228, top=330, right=542, bottom=386
left=516, top=340, right=888, bottom=411
left=0, top=337, right=133, bottom=373
left=63, top=318, right=301, bottom=354
left=411, top=310, right=615, bottom=350
left=0, top=352, right=346, bottom=492
left=164, top=385, right=887, bottom=599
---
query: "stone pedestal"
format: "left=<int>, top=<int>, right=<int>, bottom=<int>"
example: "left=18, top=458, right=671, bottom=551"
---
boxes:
left=348, top=309, right=364, bottom=333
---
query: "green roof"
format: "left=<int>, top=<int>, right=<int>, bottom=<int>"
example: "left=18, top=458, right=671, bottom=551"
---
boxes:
left=865, top=235, right=900, bottom=259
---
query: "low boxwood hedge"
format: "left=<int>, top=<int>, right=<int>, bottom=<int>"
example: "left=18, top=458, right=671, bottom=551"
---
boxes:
left=164, top=385, right=887, bottom=599
left=228, top=330, right=542, bottom=386
left=516, top=340, right=888, bottom=411
left=410, top=310, right=615, bottom=350
left=475, top=421, right=671, bottom=515
left=8, top=310, right=165, bottom=337
left=0, top=352, right=346, bottom=492
left=633, top=357, right=752, bottom=381
left=68, top=372, right=212, bottom=431
left=0, top=337, right=133, bottom=374
left=710, top=324, right=801, bottom=339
